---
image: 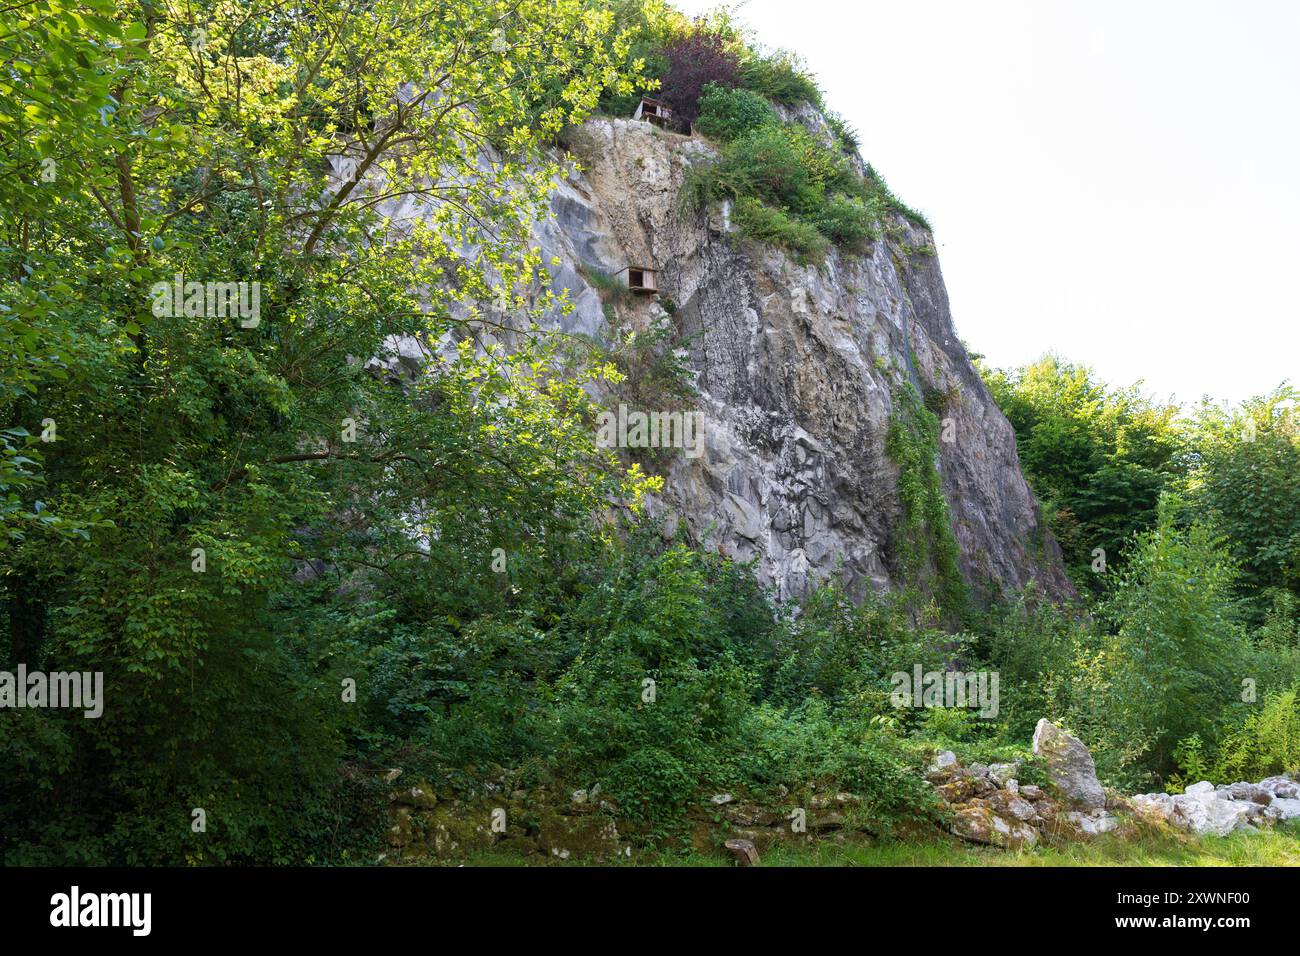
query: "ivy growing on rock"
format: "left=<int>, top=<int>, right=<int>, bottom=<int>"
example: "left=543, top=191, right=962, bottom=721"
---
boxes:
left=885, top=385, right=968, bottom=624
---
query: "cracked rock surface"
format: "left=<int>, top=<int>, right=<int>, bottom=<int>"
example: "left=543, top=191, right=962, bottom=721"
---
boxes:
left=371, top=116, right=1075, bottom=604
left=531, top=119, right=1074, bottom=604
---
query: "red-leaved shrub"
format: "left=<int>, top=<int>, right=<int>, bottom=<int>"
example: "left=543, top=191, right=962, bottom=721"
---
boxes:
left=659, top=25, right=739, bottom=124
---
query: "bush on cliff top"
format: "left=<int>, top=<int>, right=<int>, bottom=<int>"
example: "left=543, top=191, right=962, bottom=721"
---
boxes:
left=738, top=49, right=823, bottom=108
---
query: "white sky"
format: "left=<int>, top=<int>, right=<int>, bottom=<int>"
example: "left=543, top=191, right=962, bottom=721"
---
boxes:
left=673, top=0, right=1300, bottom=406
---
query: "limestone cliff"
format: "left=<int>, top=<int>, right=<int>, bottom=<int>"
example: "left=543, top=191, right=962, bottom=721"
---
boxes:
left=362, top=107, right=1073, bottom=607
left=529, top=115, right=1074, bottom=606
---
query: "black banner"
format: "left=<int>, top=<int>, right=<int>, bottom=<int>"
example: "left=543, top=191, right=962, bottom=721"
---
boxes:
left=0, top=865, right=1285, bottom=941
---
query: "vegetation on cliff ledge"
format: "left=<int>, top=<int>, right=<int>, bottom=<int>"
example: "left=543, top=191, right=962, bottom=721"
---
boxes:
left=885, top=385, right=968, bottom=623
left=592, top=1, right=928, bottom=261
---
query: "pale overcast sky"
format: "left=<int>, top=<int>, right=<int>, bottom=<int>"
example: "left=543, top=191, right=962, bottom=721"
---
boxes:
left=673, top=0, right=1300, bottom=406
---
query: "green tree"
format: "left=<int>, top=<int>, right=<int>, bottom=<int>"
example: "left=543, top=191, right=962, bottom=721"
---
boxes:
left=0, top=0, right=642, bottom=864
left=1095, top=496, right=1247, bottom=778
left=1183, top=386, right=1300, bottom=619
left=981, top=355, right=1183, bottom=591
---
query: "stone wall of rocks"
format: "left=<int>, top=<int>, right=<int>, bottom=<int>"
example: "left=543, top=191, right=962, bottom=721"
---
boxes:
left=381, top=723, right=1298, bottom=865
left=383, top=778, right=627, bottom=864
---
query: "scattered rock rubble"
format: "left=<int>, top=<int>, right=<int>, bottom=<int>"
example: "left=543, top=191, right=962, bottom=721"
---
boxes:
left=929, top=720, right=1300, bottom=849
left=925, top=745, right=1125, bottom=849
left=1132, top=777, right=1300, bottom=837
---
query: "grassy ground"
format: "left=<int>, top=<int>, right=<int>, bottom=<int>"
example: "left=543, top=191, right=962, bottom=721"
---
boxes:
left=458, top=822, right=1300, bottom=867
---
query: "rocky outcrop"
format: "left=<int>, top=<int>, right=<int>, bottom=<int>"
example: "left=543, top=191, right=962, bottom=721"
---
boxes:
left=1031, top=719, right=1107, bottom=810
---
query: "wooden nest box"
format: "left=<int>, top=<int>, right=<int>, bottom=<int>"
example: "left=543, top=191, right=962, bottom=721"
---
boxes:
left=618, top=265, right=658, bottom=294
left=632, top=97, right=673, bottom=128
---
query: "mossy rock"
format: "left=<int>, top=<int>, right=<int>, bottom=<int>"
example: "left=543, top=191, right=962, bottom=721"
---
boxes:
left=495, top=831, right=544, bottom=858
left=726, top=826, right=814, bottom=853
left=687, top=814, right=717, bottom=854
left=393, top=781, right=438, bottom=809
left=936, top=779, right=981, bottom=804
left=533, top=809, right=622, bottom=862
left=391, top=803, right=500, bottom=861
left=434, top=805, right=500, bottom=856
left=387, top=806, right=416, bottom=848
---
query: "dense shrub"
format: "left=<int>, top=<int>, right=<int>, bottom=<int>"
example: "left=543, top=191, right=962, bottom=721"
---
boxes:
left=549, top=544, right=760, bottom=828
left=1251, top=591, right=1300, bottom=696
left=812, top=194, right=878, bottom=248
left=731, top=197, right=830, bottom=262
left=740, top=700, right=942, bottom=828
left=886, top=386, right=968, bottom=622
left=825, top=111, right=860, bottom=152
left=862, top=163, right=931, bottom=228
left=695, top=82, right=776, bottom=141
left=765, top=582, right=962, bottom=714
left=1184, top=387, right=1300, bottom=621
left=684, top=121, right=882, bottom=261
left=1209, top=686, right=1300, bottom=781
left=0, top=627, right=362, bottom=865
left=979, top=356, right=1185, bottom=591
left=1092, top=502, right=1248, bottom=776
left=682, top=107, right=928, bottom=261
left=739, top=51, right=822, bottom=107
left=728, top=124, right=819, bottom=199
left=975, top=593, right=1093, bottom=741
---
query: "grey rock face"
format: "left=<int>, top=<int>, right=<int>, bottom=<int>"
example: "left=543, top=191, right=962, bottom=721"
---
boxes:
left=538, top=120, right=1072, bottom=604
left=927, top=751, right=960, bottom=778
left=1031, top=719, right=1107, bottom=810
left=374, top=117, right=1074, bottom=604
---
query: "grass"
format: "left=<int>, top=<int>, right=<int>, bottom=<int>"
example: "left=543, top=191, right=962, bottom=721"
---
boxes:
left=577, top=264, right=632, bottom=304
left=731, top=196, right=829, bottom=264
left=452, top=825, right=1300, bottom=867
